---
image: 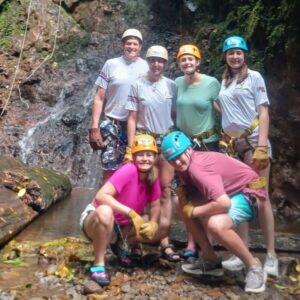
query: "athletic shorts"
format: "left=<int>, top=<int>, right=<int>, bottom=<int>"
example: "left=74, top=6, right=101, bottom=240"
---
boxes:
left=79, top=203, right=95, bottom=230
left=228, top=193, right=256, bottom=227
left=79, top=203, right=118, bottom=244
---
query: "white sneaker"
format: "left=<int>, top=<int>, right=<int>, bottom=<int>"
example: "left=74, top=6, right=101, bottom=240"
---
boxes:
left=245, top=264, right=267, bottom=293
left=264, top=254, right=279, bottom=277
left=222, top=255, right=245, bottom=271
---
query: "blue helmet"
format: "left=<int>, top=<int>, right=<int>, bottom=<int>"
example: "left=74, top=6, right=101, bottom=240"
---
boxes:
left=223, top=36, right=248, bottom=53
left=161, top=131, right=192, bottom=161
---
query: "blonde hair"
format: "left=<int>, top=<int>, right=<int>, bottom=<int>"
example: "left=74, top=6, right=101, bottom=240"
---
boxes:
left=222, top=63, right=249, bottom=88
left=145, top=165, right=159, bottom=187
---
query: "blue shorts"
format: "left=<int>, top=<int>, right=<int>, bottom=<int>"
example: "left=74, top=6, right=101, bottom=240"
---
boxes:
left=100, top=116, right=127, bottom=171
left=228, top=193, right=256, bottom=227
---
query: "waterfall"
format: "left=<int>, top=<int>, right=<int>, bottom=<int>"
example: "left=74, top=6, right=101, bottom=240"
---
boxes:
left=19, top=89, right=67, bottom=164
left=18, top=86, right=103, bottom=189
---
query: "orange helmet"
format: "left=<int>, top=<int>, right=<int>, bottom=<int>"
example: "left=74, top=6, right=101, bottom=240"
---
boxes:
left=131, top=135, right=158, bottom=154
left=177, top=44, right=201, bottom=60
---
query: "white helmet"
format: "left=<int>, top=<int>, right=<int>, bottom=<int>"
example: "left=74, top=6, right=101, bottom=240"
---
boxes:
left=121, top=29, right=143, bottom=43
left=146, top=45, right=168, bottom=61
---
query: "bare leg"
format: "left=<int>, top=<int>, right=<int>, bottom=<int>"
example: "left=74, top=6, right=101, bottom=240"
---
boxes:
left=175, top=195, right=196, bottom=251
left=206, top=214, right=260, bottom=268
left=84, top=205, right=114, bottom=266
left=258, top=164, right=276, bottom=256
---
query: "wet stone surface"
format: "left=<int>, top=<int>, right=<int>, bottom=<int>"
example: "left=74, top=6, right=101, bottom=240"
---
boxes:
left=0, top=239, right=299, bottom=300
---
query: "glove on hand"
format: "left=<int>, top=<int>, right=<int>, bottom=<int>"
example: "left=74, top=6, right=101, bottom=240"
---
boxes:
left=88, top=128, right=104, bottom=150
left=139, top=220, right=158, bottom=241
left=123, top=147, right=133, bottom=163
left=252, top=146, right=269, bottom=170
left=128, top=209, right=144, bottom=238
left=183, top=201, right=194, bottom=219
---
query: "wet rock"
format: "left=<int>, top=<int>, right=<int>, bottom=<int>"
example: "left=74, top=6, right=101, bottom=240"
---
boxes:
left=279, top=256, right=298, bottom=277
left=82, top=279, right=103, bottom=294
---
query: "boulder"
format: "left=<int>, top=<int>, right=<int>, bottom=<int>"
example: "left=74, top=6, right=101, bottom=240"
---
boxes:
left=0, top=155, right=72, bottom=246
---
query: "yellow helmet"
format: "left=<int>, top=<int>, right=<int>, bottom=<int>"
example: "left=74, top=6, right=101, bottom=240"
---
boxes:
left=132, top=135, right=158, bottom=154
left=177, top=44, right=201, bottom=60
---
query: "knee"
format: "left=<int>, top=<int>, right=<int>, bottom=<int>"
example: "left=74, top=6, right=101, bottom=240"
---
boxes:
left=207, top=217, right=224, bottom=237
left=95, top=205, right=114, bottom=227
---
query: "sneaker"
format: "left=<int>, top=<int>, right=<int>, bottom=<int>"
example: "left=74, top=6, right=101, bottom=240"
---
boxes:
left=90, top=266, right=110, bottom=286
left=264, top=254, right=279, bottom=277
left=222, top=255, right=245, bottom=271
left=244, top=264, right=267, bottom=293
left=182, top=257, right=224, bottom=276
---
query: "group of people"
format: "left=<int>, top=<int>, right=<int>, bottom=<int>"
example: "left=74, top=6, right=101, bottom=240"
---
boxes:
left=81, top=29, right=277, bottom=293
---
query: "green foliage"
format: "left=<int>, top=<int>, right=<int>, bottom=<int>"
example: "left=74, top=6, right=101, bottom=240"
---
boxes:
left=193, top=0, right=299, bottom=77
left=0, top=0, right=27, bottom=49
left=53, top=33, right=90, bottom=64
left=121, top=0, right=151, bottom=23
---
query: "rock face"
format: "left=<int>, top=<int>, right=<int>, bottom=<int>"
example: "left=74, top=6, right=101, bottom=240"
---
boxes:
left=0, top=156, right=72, bottom=246
left=0, top=0, right=299, bottom=216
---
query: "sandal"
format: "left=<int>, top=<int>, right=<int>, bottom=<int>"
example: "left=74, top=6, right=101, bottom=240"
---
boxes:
left=181, top=247, right=198, bottom=259
left=160, top=244, right=181, bottom=262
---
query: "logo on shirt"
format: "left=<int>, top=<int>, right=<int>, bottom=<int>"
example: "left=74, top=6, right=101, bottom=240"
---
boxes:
left=257, top=86, right=266, bottom=93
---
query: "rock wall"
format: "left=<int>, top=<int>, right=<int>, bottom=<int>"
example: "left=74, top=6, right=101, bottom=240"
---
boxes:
left=0, top=0, right=299, bottom=216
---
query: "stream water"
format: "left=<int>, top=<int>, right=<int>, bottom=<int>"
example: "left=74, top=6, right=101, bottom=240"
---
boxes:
left=15, top=187, right=300, bottom=243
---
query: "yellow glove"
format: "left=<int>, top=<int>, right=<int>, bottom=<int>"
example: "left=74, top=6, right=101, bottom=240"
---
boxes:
left=183, top=202, right=194, bottom=219
left=123, top=147, right=133, bottom=163
left=139, top=220, right=158, bottom=241
left=252, top=146, right=269, bottom=170
left=128, top=209, right=143, bottom=238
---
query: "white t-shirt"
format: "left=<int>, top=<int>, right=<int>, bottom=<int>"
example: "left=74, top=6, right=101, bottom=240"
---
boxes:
left=95, top=56, right=149, bottom=121
left=218, top=69, right=270, bottom=142
left=126, top=75, right=176, bottom=134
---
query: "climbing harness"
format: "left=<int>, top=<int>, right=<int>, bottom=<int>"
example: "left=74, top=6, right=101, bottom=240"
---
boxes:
left=190, top=128, right=216, bottom=150
left=219, top=117, right=259, bottom=156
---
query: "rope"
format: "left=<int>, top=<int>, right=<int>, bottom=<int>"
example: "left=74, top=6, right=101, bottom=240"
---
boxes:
left=1, top=0, right=62, bottom=117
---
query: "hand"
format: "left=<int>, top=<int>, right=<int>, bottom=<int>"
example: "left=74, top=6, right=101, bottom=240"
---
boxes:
left=128, top=210, right=144, bottom=238
left=183, top=202, right=194, bottom=219
left=88, top=128, right=104, bottom=150
left=139, top=220, right=158, bottom=241
left=123, top=147, right=133, bottom=163
left=252, top=146, right=269, bottom=170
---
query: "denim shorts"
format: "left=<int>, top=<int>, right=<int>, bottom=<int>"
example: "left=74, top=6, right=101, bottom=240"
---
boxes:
left=228, top=193, right=256, bottom=227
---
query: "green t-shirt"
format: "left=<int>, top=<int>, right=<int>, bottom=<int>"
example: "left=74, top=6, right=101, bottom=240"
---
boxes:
left=175, top=74, right=220, bottom=143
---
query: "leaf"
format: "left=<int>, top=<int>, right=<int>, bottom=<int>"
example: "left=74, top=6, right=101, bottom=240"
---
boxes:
left=289, top=275, right=298, bottom=282
left=275, top=284, right=288, bottom=290
left=55, top=265, right=70, bottom=278
left=4, top=257, right=29, bottom=267
left=17, top=188, right=26, bottom=197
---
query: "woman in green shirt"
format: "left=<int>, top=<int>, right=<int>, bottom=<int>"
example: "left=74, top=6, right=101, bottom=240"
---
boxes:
left=175, top=44, right=221, bottom=259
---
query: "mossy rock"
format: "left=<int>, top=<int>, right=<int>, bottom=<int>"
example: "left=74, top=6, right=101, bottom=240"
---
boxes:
left=0, top=155, right=72, bottom=211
